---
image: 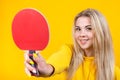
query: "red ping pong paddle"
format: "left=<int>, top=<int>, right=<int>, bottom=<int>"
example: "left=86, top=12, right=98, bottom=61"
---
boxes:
left=12, top=8, right=49, bottom=76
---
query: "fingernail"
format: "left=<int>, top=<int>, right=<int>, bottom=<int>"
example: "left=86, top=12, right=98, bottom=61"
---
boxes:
left=32, top=69, right=36, bottom=73
left=29, top=60, right=34, bottom=65
left=33, top=53, right=38, bottom=58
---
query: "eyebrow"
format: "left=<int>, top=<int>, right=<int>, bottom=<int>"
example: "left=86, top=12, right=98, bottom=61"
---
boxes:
left=75, top=25, right=92, bottom=28
left=85, top=25, right=92, bottom=28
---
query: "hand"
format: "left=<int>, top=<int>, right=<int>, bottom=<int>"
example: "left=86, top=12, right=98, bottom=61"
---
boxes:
left=24, top=51, right=54, bottom=77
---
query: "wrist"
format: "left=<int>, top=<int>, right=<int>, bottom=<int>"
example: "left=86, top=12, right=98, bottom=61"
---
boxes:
left=47, top=64, right=55, bottom=76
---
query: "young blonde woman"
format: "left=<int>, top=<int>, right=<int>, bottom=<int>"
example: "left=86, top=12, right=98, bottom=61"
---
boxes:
left=24, top=8, right=120, bottom=80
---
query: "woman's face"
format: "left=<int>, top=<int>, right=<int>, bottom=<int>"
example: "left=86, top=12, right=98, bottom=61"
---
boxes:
left=74, top=16, right=95, bottom=51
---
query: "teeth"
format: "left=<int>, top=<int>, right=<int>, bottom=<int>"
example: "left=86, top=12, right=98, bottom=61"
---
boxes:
left=81, top=40, right=87, bottom=42
left=80, top=39, right=88, bottom=44
left=81, top=39, right=88, bottom=41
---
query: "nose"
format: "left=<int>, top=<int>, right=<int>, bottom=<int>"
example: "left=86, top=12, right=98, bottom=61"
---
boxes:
left=80, top=29, right=86, bottom=37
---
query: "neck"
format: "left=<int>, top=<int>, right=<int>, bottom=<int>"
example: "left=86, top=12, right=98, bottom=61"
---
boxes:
left=84, top=48, right=94, bottom=57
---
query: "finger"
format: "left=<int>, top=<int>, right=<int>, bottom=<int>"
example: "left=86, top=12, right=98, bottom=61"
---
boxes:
left=36, top=51, right=40, bottom=54
left=33, top=52, right=45, bottom=61
left=36, top=52, right=44, bottom=58
left=25, top=67, right=31, bottom=77
left=24, top=51, right=31, bottom=62
left=25, top=61, right=36, bottom=74
left=33, top=53, right=40, bottom=63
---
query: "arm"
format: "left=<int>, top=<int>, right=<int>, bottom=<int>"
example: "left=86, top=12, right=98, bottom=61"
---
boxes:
left=47, top=44, right=73, bottom=74
left=24, top=44, right=73, bottom=77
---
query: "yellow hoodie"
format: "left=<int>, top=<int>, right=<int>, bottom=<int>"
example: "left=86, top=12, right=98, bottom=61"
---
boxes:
left=47, top=44, right=120, bottom=80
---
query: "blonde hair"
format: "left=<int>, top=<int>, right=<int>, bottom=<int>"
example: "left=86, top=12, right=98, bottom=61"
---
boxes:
left=67, top=8, right=114, bottom=80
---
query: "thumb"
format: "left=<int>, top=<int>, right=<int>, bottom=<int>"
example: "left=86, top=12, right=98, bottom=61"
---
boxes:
left=33, top=53, right=46, bottom=65
left=33, top=53, right=40, bottom=63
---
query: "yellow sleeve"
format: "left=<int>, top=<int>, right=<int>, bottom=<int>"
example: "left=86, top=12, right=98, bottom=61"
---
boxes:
left=114, top=66, right=120, bottom=80
left=46, top=44, right=73, bottom=74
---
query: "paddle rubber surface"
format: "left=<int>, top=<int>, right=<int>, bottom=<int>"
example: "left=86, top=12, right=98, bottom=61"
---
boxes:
left=12, top=9, right=49, bottom=50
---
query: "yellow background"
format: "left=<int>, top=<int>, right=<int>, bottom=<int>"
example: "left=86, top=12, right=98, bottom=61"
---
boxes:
left=0, top=0, right=120, bottom=80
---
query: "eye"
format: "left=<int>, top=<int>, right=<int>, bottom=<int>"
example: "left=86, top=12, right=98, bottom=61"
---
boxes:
left=75, top=27, right=81, bottom=31
left=75, top=26, right=81, bottom=31
left=86, top=27, right=92, bottom=31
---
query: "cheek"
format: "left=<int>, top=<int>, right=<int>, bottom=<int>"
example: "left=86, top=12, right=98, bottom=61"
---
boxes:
left=89, top=31, right=95, bottom=39
left=74, top=33, right=79, bottom=40
left=89, top=34, right=95, bottom=44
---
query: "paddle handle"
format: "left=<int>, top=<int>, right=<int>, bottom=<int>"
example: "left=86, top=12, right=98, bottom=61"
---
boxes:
left=29, top=50, right=40, bottom=76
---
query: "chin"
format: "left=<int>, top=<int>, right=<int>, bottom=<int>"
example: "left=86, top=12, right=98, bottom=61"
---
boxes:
left=80, top=45, right=90, bottom=50
left=81, top=47, right=88, bottom=50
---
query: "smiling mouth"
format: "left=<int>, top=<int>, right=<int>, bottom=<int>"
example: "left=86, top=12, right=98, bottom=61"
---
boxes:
left=80, top=39, right=89, bottom=44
